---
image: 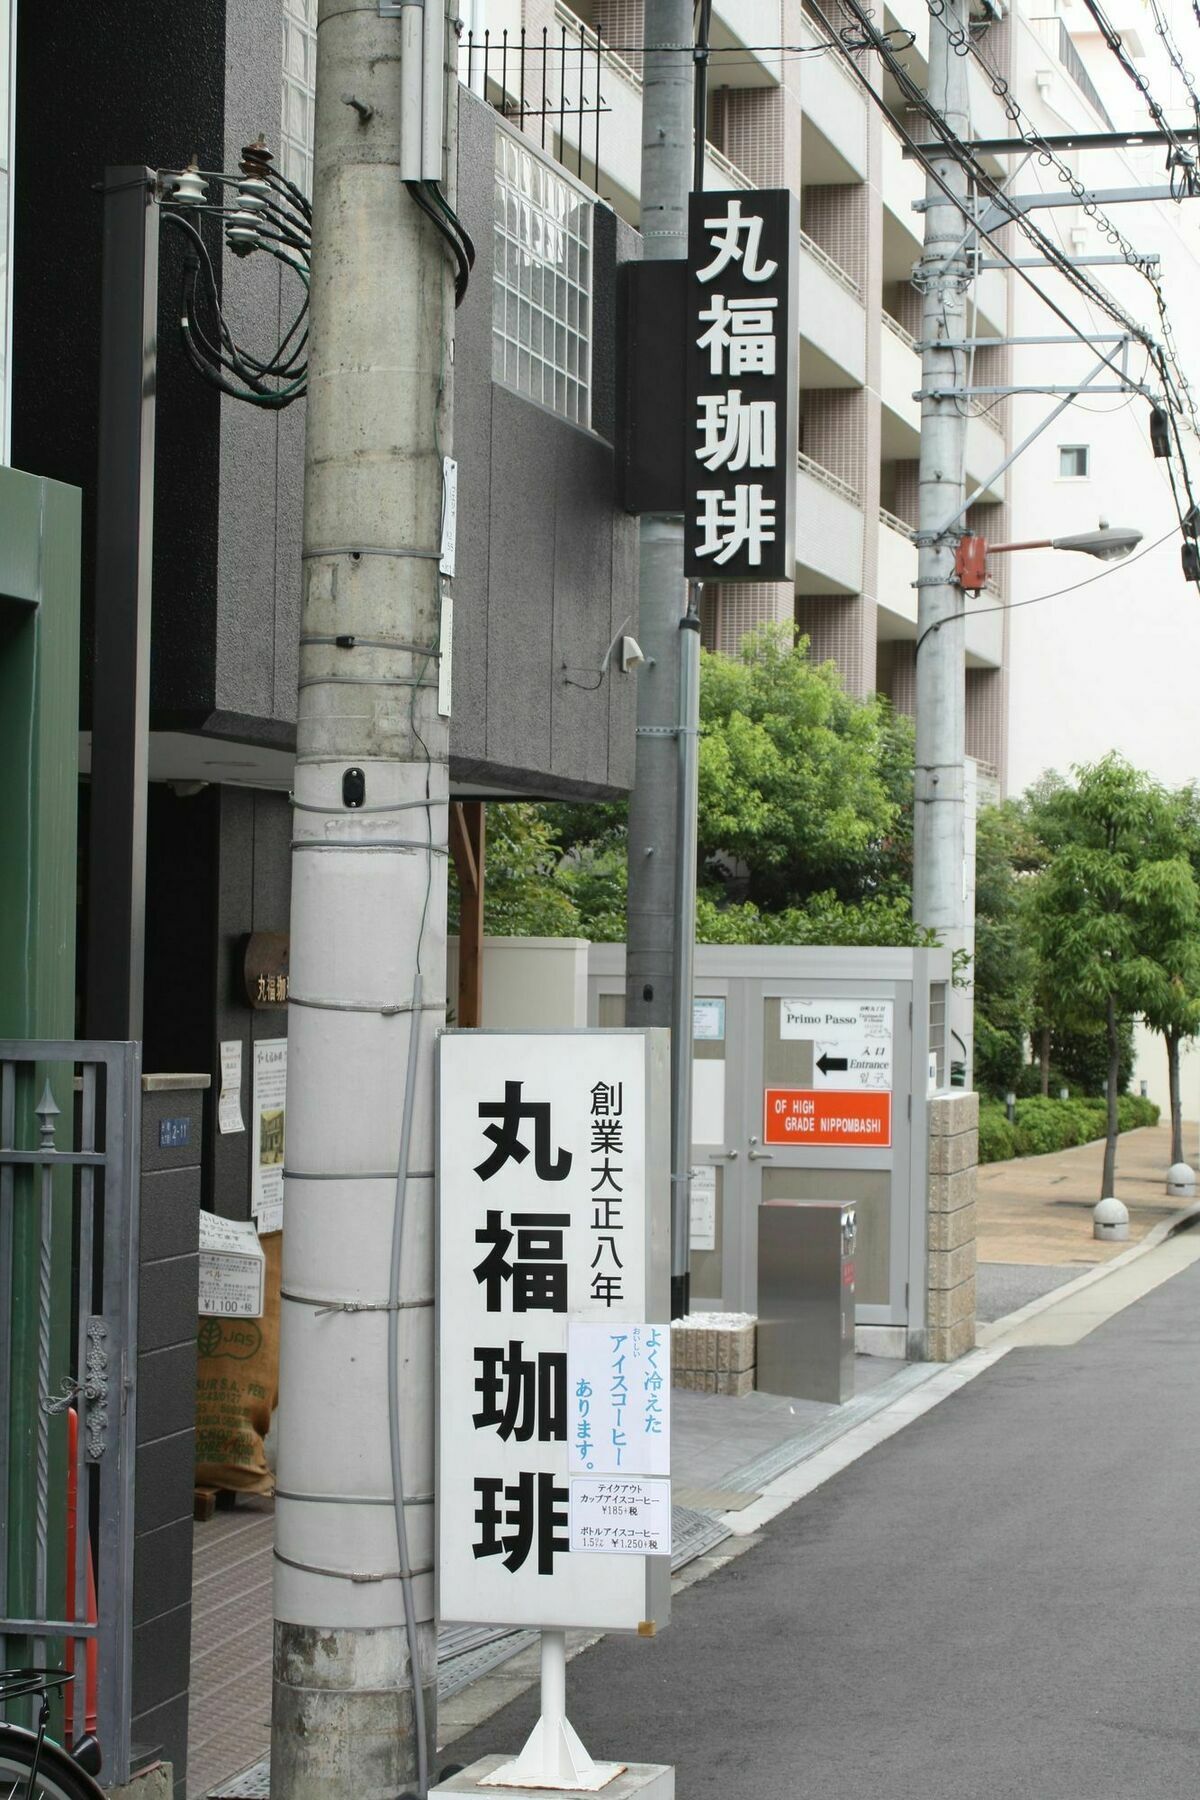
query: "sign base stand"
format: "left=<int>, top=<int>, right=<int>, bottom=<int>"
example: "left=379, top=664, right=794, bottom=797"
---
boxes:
left=429, top=1631, right=674, bottom=1797
left=435, top=1756, right=675, bottom=1800
left=479, top=1631, right=622, bottom=1791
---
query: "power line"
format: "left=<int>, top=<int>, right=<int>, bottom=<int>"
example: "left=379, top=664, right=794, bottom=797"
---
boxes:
left=808, top=0, right=1200, bottom=580
left=922, top=3, right=1200, bottom=442
left=1078, top=0, right=1200, bottom=185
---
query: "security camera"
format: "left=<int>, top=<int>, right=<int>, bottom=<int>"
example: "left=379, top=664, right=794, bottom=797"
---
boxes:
left=619, top=635, right=645, bottom=673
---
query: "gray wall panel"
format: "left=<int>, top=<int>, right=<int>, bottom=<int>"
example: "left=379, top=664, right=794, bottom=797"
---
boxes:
left=486, top=389, right=558, bottom=777
left=551, top=433, right=617, bottom=786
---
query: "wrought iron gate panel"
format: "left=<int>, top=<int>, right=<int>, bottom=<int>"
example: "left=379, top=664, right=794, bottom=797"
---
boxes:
left=0, top=1039, right=141, bottom=1785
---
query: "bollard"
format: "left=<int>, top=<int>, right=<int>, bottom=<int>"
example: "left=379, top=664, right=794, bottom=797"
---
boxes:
left=1093, top=1196, right=1130, bottom=1241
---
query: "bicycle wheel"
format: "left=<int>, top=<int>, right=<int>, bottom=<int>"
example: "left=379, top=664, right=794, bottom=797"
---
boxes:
left=0, top=1725, right=105, bottom=1800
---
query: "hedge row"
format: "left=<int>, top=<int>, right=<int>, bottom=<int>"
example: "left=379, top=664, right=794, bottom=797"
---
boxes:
left=978, top=1093, right=1160, bottom=1165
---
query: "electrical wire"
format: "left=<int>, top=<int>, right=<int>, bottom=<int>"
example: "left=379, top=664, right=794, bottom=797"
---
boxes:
left=405, top=179, right=476, bottom=306
left=810, top=0, right=1200, bottom=580
left=923, top=3, right=1200, bottom=435
left=1079, top=0, right=1200, bottom=187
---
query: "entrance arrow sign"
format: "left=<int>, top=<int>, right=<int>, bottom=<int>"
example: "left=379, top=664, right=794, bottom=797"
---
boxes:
left=815, top=1052, right=849, bottom=1077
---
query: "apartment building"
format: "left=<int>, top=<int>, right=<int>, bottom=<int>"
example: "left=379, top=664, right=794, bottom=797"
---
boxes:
left=519, top=0, right=1018, bottom=789
left=1002, top=0, right=1200, bottom=798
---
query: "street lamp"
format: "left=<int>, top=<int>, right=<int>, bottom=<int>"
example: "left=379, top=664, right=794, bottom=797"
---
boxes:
left=954, top=520, right=1143, bottom=591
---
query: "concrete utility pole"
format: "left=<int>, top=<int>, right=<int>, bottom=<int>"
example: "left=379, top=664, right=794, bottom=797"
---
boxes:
left=271, top=0, right=454, bottom=1793
left=626, top=0, right=696, bottom=1320
left=913, top=0, right=971, bottom=967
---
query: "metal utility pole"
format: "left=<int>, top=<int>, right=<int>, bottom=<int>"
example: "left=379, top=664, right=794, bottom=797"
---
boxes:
left=271, top=0, right=455, bottom=1792
left=627, top=0, right=696, bottom=1321
left=913, top=0, right=971, bottom=975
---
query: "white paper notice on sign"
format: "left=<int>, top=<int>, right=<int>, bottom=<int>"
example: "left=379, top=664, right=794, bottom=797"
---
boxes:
left=251, top=1039, right=287, bottom=1232
left=689, top=1165, right=717, bottom=1252
left=569, top=1477, right=672, bottom=1556
left=217, top=1039, right=245, bottom=1135
left=567, top=1322, right=669, bottom=1476
left=198, top=1212, right=265, bottom=1317
left=779, top=998, right=894, bottom=1090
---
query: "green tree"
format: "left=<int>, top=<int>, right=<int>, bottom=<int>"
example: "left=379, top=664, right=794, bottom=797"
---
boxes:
left=1141, top=783, right=1200, bottom=1164
left=1030, top=755, right=1195, bottom=1197
left=447, top=804, right=583, bottom=939
left=454, top=630, right=924, bottom=953
left=696, top=626, right=912, bottom=911
left=972, top=800, right=1041, bottom=1096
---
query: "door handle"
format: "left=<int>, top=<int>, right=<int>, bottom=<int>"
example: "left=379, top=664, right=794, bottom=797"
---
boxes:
left=748, top=1149, right=775, bottom=1161
left=709, top=1149, right=739, bottom=1160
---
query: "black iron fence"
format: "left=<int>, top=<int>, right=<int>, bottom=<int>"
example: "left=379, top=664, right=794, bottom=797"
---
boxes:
left=462, top=24, right=621, bottom=190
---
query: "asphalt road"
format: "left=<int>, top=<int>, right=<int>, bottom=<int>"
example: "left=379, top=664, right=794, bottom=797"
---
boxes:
left=446, top=1256, right=1200, bottom=1799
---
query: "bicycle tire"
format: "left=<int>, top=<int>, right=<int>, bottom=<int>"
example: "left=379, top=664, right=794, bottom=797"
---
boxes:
left=0, top=1724, right=106, bottom=1800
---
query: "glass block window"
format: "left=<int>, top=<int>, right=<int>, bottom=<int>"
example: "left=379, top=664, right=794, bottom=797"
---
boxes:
left=281, top=0, right=317, bottom=195
left=492, top=130, right=592, bottom=427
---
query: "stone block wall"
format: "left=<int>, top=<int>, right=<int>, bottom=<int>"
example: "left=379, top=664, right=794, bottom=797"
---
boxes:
left=926, top=1091, right=978, bottom=1361
left=671, top=1317, right=756, bottom=1396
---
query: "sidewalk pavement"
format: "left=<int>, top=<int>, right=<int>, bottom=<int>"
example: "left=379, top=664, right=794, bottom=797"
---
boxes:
left=447, top=1223, right=1200, bottom=1799
left=975, top=1120, right=1189, bottom=1267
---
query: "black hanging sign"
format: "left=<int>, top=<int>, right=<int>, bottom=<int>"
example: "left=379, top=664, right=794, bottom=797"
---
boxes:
left=684, top=189, right=799, bottom=583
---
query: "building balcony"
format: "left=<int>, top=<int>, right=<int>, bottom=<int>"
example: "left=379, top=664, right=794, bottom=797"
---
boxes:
left=877, top=506, right=918, bottom=634
left=965, top=407, right=1006, bottom=503
left=878, top=315, right=1006, bottom=504
left=799, top=232, right=866, bottom=388
left=796, top=454, right=864, bottom=595
left=710, top=0, right=784, bottom=87
left=876, top=509, right=1003, bottom=669
left=879, top=311, right=921, bottom=474
left=798, top=19, right=868, bottom=182
left=965, top=589, right=1004, bottom=668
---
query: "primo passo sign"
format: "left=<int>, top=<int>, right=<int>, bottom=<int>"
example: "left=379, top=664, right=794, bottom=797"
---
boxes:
left=437, top=1030, right=672, bottom=1634
left=684, top=189, right=799, bottom=583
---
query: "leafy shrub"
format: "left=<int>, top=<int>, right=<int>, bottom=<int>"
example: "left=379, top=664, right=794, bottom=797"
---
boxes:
left=978, top=1102, right=1017, bottom=1165
left=1117, top=1093, right=1160, bottom=1131
left=981, top=1093, right=1158, bottom=1162
left=1012, top=1097, right=1082, bottom=1157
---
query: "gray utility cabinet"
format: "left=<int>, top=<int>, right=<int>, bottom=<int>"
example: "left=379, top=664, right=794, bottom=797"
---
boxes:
left=757, top=1200, right=856, bottom=1404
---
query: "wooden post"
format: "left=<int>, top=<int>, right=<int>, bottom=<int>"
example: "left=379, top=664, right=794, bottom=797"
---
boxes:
left=449, top=801, right=486, bottom=1027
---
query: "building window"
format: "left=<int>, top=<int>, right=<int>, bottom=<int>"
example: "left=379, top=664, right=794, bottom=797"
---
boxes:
left=492, top=129, right=592, bottom=427
left=1, top=0, right=14, bottom=463
left=281, top=0, right=317, bottom=195
left=1058, top=444, right=1090, bottom=479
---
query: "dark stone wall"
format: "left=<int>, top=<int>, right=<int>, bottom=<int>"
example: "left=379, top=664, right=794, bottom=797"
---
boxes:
left=11, top=0, right=227, bottom=729
left=135, top=1079, right=206, bottom=1798
left=12, top=25, right=643, bottom=794
left=451, top=92, right=641, bottom=799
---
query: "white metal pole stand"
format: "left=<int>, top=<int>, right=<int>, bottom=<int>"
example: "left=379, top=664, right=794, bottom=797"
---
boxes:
left=481, top=1630, right=623, bottom=1792
left=912, top=0, right=973, bottom=1011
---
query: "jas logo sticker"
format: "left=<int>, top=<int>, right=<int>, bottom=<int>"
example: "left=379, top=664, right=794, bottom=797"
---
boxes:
left=197, top=1318, right=263, bottom=1361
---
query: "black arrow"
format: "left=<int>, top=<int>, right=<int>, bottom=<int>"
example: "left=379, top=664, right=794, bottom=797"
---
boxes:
left=816, top=1052, right=849, bottom=1076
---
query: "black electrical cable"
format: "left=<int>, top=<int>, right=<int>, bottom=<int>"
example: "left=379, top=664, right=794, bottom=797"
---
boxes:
left=808, top=0, right=1152, bottom=389
left=807, top=0, right=1200, bottom=576
left=1079, top=0, right=1200, bottom=186
left=405, top=180, right=473, bottom=305
left=164, top=208, right=309, bottom=407
left=925, top=2, right=1199, bottom=422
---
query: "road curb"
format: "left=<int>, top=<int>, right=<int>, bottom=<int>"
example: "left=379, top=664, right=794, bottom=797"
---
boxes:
left=977, top=1196, right=1200, bottom=1347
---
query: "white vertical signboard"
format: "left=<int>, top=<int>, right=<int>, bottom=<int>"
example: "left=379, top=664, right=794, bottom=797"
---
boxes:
left=438, top=1030, right=671, bottom=1632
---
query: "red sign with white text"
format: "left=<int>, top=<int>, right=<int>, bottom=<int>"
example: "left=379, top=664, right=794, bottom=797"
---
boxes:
left=764, top=1088, right=892, bottom=1149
